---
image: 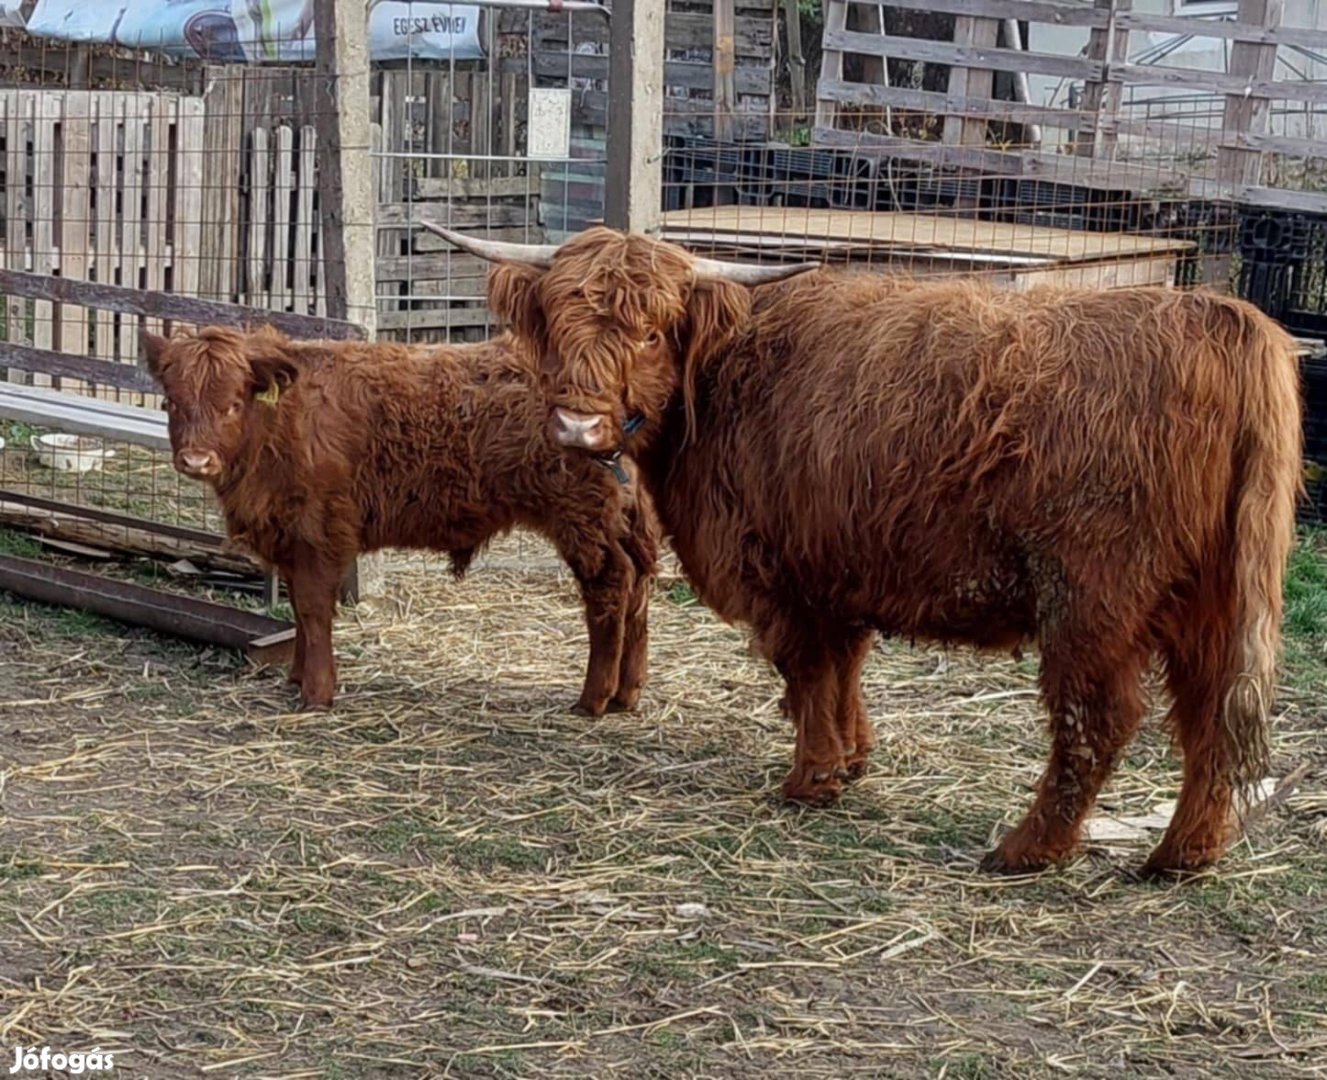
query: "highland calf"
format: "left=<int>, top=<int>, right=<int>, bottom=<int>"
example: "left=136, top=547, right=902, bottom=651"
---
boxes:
left=435, top=223, right=1303, bottom=876
left=143, top=325, right=657, bottom=714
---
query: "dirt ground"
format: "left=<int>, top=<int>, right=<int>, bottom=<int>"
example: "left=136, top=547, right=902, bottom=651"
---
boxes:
left=1, top=537, right=1325, bottom=1079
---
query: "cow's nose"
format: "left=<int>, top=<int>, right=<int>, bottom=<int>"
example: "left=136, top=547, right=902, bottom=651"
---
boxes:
left=552, top=407, right=606, bottom=449
left=177, top=450, right=218, bottom=475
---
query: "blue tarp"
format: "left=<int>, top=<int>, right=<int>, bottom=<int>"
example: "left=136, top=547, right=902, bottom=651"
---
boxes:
left=25, top=1, right=486, bottom=63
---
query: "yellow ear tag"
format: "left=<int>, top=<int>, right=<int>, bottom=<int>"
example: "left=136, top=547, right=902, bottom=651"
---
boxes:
left=255, top=380, right=281, bottom=407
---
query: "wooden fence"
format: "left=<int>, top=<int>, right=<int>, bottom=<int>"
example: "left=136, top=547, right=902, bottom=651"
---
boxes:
left=814, top=0, right=1327, bottom=211
left=0, top=88, right=203, bottom=400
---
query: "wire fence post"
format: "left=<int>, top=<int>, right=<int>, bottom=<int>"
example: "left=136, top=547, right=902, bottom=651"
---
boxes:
left=605, top=0, right=665, bottom=233
left=313, top=0, right=384, bottom=602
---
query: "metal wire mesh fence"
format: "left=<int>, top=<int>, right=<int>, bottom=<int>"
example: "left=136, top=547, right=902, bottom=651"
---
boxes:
left=0, top=0, right=1324, bottom=601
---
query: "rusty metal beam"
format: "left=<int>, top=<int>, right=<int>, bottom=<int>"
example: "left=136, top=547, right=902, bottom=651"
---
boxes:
left=0, top=554, right=293, bottom=658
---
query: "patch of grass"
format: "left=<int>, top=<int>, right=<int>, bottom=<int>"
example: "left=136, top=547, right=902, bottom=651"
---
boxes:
left=666, top=580, right=698, bottom=607
left=1284, top=530, right=1327, bottom=644
left=0, top=526, right=43, bottom=558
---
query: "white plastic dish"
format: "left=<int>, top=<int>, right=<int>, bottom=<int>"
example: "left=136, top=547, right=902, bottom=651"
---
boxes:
left=30, top=433, right=116, bottom=473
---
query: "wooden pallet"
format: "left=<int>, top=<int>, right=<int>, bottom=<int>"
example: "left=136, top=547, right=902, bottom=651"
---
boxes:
left=660, top=205, right=1195, bottom=288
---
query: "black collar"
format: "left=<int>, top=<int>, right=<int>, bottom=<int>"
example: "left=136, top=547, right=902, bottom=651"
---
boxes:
left=595, top=411, right=645, bottom=485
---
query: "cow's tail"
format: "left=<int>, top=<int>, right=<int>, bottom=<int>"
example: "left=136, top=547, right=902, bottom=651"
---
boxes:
left=1209, top=297, right=1302, bottom=798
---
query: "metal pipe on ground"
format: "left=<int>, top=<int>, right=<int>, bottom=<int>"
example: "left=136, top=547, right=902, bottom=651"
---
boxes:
left=0, top=554, right=294, bottom=663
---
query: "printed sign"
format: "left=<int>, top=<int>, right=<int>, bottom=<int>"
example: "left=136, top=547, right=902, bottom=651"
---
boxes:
left=27, top=1, right=484, bottom=63
left=527, top=88, right=571, bottom=161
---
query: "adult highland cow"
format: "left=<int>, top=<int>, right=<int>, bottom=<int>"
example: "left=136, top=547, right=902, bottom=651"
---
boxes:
left=143, top=325, right=658, bottom=715
left=431, top=223, right=1303, bottom=876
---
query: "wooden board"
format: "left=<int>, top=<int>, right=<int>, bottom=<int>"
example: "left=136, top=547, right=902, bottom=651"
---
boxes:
left=659, top=207, right=1195, bottom=267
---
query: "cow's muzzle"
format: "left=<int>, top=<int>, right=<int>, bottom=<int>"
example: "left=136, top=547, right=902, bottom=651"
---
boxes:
left=552, top=407, right=611, bottom=451
left=175, top=449, right=221, bottom=479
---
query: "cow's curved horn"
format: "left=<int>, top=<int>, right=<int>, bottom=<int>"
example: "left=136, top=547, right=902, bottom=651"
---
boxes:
left=690, top=256, right=821, bottom=286
left=420, top=222, right=560, bottom=267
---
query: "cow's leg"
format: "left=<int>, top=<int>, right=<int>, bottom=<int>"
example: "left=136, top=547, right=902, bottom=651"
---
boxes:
left=1142, top=634, right=1240, bottom=875
left=610, top=564, right=651, bottom=712
left=773, top=627, right=853, bottom=806
left=556, top=536, right=631, bottom=718
left=608, top=513, right=657, bottom=712
left=837, top=629, right=876, bottom=781
left=285, top=552, right=345, bottom=711
left=982, top=643, right=1145, bottom=874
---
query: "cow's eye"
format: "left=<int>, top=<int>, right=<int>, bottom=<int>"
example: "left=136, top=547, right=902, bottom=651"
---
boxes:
left=644, top=330, right=662, bottom=348
left=227, top=402, right=242, bottom=417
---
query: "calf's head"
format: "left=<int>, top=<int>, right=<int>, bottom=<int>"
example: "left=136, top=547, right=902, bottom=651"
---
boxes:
left=424, top=224, right=817, bottom=453
left=141, top=326, right=297, bottom=484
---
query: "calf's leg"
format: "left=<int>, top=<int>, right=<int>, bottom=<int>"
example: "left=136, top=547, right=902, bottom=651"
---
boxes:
left=285, top=551, right=347, bottom=711
left=285, top=579, right=306, bottom=687
left=555, top=534, right=631, bottom=717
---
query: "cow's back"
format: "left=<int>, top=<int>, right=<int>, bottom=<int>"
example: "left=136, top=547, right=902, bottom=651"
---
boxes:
left=665, top=275, right=1255, bottom=637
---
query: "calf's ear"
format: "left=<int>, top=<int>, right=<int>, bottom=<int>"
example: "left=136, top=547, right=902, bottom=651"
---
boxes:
left=248, top=350, right=299, bottom=395
left=488, top=262, right=546, bottom=343
left=140, top=330, right=171, bottom=379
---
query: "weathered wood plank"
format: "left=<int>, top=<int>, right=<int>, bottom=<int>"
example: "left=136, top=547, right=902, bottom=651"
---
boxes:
left=32, top=94, right=59, bottom=387
left=943, top=16, right=1001, bottom=150
left=176, top=97, right=205, bottom=305
left=1237, top=185, right=1327, bottom=214
left=376, top=202, right=534, bottom=229
left=118, top=93, right=144, bottom=365
left=815, top=0, right=849, bottom=130
left=714, top=0, right=737, bottom=142
left=820, top=79, right=1088, bottom=128
left=143, top=95, right=168, bottom=341
left=1216, top=0, right=1283, bottom=190
left=294, top=125, right=316, bottom=316
left=0, top=267, right=365, bottom=339
left=529, top=52, right=773, bottom=95
left=0, top=341, right=159, bottom=393
left=812, top=126, right=1187, bottom=192
left=1113, top=62, right=1327, bottom=104
left=272, top=125, right=294, bottom=314
left=1075, top=0, right=1130, bottom=159
left=1116, top=9, right=1327, bottom=49
left=199, top=70, right=244, bottom=301
left=248, top=127, right=270, bottom=309
left=58, top=91, right=92, bottom=390
left=823, top=28, right=1103, bottom=81
left=412, top=171, right=543, bottom=200
left=835, top=0, right=1108, bottom=24
left=4, top=92, right=31, bottom=384
left=535, top=10, right=777, bottom=54
left=92, top=93, right=118, bottom=368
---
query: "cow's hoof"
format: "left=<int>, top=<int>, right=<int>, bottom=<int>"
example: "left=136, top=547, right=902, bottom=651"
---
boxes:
left=298, top=689, right=334, bottom=712
left=1140, top=846, right=1221, bottom=880
left=606, top=687, right=642, bottom=713
left=287, top=670, right=304, bottom=688
left=571, top=697, right=610, bottom=718
left=979, top=841, right=1058, bottom=876
left=781, top=767, right=845, bottom=807
left=841, top=756, right=870, bottom=782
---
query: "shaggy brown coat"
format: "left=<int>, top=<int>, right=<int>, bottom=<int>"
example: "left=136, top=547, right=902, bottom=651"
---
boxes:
left=484, top=227, right=1302, bottom=876
left=143, top=325, right=658, bottom=713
